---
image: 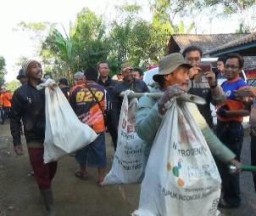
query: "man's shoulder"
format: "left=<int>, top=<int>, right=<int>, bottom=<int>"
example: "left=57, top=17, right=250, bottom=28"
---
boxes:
left=237, top=78, right=247, bottom=86
left=135, top=79, right=147, bottom=85
left=88, top=81, right=105, bottom=91
left=114, top=81, right=125, bottom=89
left=223, top=78, right=247, bottom=88
left=14, top=84, right=29, bottom=95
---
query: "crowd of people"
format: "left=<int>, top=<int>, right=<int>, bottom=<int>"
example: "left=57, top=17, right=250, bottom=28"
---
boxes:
left=1, top=45, right=256, bottom=215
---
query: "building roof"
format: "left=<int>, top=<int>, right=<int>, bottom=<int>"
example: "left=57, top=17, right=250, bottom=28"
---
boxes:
left=168, top=34, right=249, bottom=55
left=206, top=32, right=256, bottom=56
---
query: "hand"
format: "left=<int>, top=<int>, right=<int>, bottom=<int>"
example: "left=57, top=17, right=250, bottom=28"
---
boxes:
left=229, top=159, right=241, bottom=173
left=235, top=87, right=256, bottom=98
left=189, top=66, right=201, bottom=80
left=49, top=83, right=58, bottom=91
left=204, top=71, right=216, bottom=87
left=14, top=145, right=24, bottom=156
left=158, top=84, right=185, bottom=115
left=216, top=108, right=227, bottom=117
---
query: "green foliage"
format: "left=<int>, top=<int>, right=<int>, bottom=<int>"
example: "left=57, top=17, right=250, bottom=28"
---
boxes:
left=40, top=8, right=111, bottom=82
left=72, top=8, right=110, bottom=68
left=0, top=56, right=6, bottom=86
left=18, top=21, right=49, bottom=31
left=38, top=0, right=256, bottom=78
left=6, top=80, right=20, bottom=92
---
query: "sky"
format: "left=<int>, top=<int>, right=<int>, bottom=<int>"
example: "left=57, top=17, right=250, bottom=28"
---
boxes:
left=0, top=0, right=253, bottom=82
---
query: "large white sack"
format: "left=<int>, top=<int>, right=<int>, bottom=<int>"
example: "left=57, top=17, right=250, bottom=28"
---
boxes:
left=102, top=93, right=147, bottom=185
left=133, top=99, right=221, bottom=216
left=41, top=80, right=98, bottom=163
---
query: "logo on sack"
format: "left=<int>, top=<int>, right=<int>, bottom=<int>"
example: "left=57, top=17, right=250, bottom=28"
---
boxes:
left=167, top=161, right=185, bottom=188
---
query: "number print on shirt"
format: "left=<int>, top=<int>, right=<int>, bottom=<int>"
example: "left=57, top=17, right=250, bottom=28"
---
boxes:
left=76, top=90, right=104, bottom=103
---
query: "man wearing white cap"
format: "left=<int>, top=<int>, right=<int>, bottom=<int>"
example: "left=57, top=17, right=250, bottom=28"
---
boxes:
left=10, top=59, right=56, bottom=216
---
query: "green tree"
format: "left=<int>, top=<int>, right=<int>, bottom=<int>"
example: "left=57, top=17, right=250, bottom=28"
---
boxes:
left=148, top=0, right=195, bottom=61
left=6, top=80, right=20, bottom=92
left=41, top=8, right=110, bottom=80
left=72, top=8, right=110, bottom=69
left=108, top=4, right=157, bottom=70
left=0, top=56, right=6, bottom=86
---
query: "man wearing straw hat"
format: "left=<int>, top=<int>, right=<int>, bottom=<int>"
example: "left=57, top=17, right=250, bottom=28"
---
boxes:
left=136, top=52, right=240, bottom=171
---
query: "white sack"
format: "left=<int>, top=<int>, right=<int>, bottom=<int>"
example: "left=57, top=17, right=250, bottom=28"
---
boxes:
left=102, top=93, right=147, bottom=185
left=41, top=80, right=97, bottom=163
left=133, top=99, right=221, bottom=216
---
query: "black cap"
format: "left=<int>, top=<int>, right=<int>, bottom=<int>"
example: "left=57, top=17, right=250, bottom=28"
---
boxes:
left=58, top=78, right=69, bottom=86
left=16, top=69, right=26, bottom=80
left=84, top=66, right=98, bottom=81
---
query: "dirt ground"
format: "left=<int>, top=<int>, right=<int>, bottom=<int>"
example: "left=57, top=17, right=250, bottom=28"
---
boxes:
left=0, top=121, right=256, bottom=216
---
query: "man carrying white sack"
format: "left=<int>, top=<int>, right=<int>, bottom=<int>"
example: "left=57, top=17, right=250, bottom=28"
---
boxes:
left=133, top=53, right=240, bottom=216
left=10, top=60, right=56, bottom=216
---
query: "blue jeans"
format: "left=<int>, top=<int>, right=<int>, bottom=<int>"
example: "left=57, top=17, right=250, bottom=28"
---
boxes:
left=216, top=121, right=244, bottom=206
left=75, top=133, right=106, bottom=168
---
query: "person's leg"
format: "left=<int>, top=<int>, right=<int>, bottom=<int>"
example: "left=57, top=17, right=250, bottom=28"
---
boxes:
left=107, top=110, right=118, bottom=151
left=221, top=123, right=243, bottom=207
left=28, top=147, right=56, bottom=215
left=49, top=162, right=57, bottom=181
left=0, top=108, right=3, bottom=124
left=87, top=133, right=107, bottom=184
left=250, top=130, right=256, bottom=191
left=75, top=146, right=89, bottom=179
left=107, top=122, right=118, bottom=151
left=1, top=107, right=5, bottom=124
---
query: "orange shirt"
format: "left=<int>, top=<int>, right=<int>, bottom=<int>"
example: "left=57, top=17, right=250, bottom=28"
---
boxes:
left=0, top=93, right=3, bottom=107
left=2, top=91, right=13, bottom=108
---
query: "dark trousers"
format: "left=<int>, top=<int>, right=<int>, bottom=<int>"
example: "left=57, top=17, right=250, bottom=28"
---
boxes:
left=251, top=131, right=256, bottom=191
left=106, top=110, right=118, bottom=151
left=28, top=147, right=57, bottom=189
left=3, top=107, right=10, bottom=120
left=216, top=121, right=244, bottom=206
left=0, top=108, right=4, bottom=123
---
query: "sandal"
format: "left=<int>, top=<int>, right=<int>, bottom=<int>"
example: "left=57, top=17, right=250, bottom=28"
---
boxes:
left=74, top=170, right=89, bottom=180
